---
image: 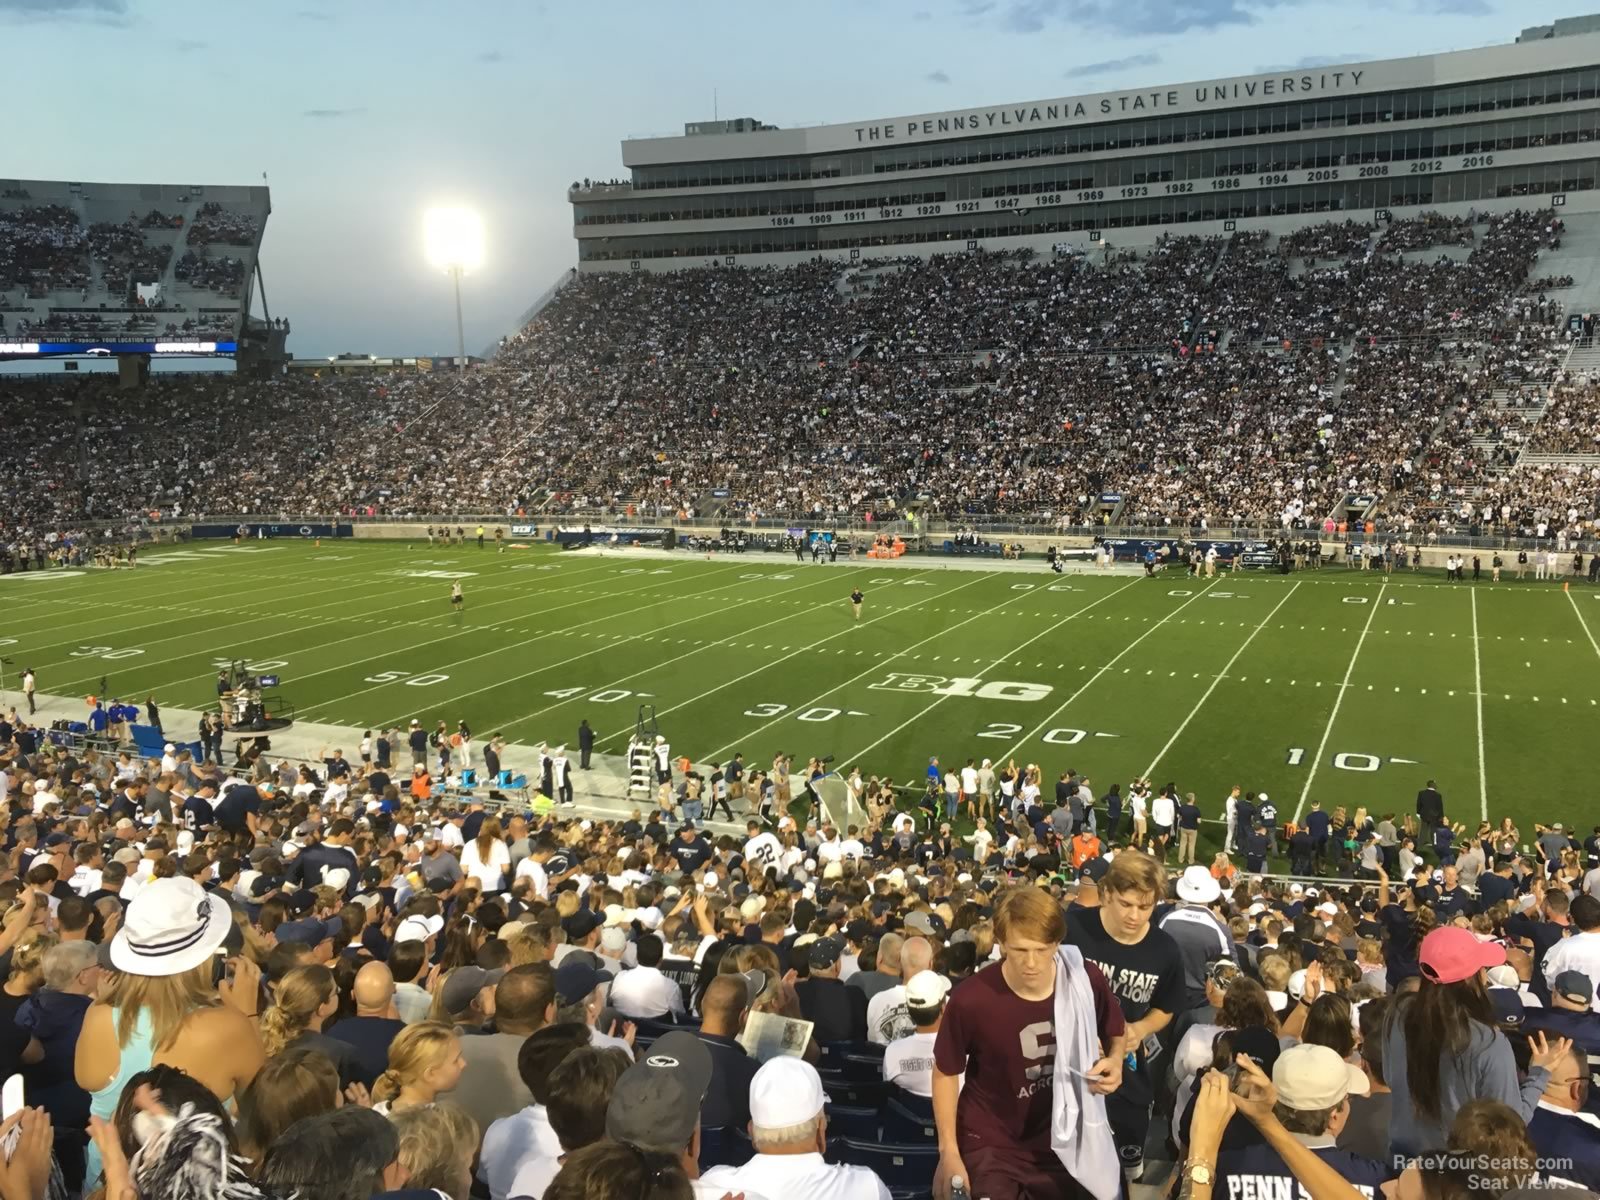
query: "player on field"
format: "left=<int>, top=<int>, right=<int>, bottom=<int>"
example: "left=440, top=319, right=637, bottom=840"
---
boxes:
left=450, top=581, right=464, bottom=610
left=850, top=587, right=864, bottom=621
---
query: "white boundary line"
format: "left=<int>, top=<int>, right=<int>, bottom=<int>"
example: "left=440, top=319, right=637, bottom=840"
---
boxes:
left=1471, top=588, right=1488, bottom=821
left=1142, top=580, right=1302, bottom=779
left=994, top=579, right=1219, bottom=766
left=696, top=572, right=1053, bottom=761
left=836, top=578, right=1145, bottom=769
left=1293, top=580, right=1387, bottom=821
left=1566, top=586, right=1600, bottom=663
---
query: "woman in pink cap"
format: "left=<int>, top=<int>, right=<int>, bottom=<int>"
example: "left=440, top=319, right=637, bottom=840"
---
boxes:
left=1382, top=925, right=1572, bottom=1160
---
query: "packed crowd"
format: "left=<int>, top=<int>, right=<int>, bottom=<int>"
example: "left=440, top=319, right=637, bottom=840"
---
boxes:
left=0, top=206, right=89, bottom=299
left=0, top=707, right=1595, bottom=1200
left=173, top=250, right=247, bottom=294
left=185, top=203, right=261, bottom=248
left=3, top=208, right=1600, bottom=545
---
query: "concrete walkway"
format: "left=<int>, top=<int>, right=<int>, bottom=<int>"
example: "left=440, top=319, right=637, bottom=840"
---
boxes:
left=16, top=689, right=748, bottom=834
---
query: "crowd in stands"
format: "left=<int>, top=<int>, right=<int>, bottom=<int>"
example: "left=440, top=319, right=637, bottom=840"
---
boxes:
left=173, top=249, right=247, bottom=294
left=0, top=206, right=89, bottom=299
left=0, top=706, right=1595, bottom=1200
left=2, top=208, right=1600, bottom=548
left=186, top=202, right=260, bottom=247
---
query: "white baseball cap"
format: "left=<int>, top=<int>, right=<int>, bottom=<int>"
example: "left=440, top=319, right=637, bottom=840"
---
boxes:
left=906, top=970, right=951, bottom=1008
left=749, top=1056, right=826, bottom=1128
left=1274, top=1044, right=1367, bottom=1110
left=394, top=914, right=444, bottom=944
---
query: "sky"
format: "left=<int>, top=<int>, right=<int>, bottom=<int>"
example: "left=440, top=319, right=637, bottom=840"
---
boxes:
left=5, top=0, right=1598, bottom=359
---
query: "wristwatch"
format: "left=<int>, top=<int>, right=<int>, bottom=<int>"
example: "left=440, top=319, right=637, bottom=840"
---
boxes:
left=1183, top=1161, right=1215, bottom=1187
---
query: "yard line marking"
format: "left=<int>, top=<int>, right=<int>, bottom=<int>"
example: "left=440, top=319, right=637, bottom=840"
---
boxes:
left=993, top=581, right=1221, bottom=766
left=1294, top=580, right=1388, bottom=821
left=830, top=580, right=1145, bottom=771
left=1470, top=590, right=1487, bottom=821
left=485, top=569, right=886, bottom=737
left=700, top=576, right=1139, bottom=761
left=293, top=562, right=766, bottom=719
left=1141, top=581, right=1303, bottom=779
left=1566, top=586, right=1600, bottom=667
left=619, top=570, right=1003, bottom=750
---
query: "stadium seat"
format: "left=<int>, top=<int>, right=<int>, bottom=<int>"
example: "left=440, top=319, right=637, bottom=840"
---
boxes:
left=822, top=1077, right=889, bottom=1108
left=460, top=768, right=476, bottom=787
left=824, top=1104, right=881, bottom=1141
left=832, top=1139, right=939, bottom=1200
left=882, top=1091, right=937, bottom=1144
left=697, top=1126, right=750, bottom=1170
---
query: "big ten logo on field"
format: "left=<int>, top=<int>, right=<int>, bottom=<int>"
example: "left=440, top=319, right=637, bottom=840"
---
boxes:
left=866, top=673, right=1052, bottom=702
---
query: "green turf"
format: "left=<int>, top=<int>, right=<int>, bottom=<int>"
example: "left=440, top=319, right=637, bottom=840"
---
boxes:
left=5, top=540, right=1599, bottom=847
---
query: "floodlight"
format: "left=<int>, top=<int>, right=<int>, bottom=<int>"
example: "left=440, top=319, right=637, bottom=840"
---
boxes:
left=423, top=207, right=485, bottom=273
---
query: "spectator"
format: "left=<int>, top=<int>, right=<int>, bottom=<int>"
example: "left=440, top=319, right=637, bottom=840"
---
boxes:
left=883, top=970, right=952, bottom=1098
left=866, top=935, right=933, bottom=1044
left=75, top=877, right=263, bottom=1186
left=391, top=1101, right=480, bottom=1200
left=17, top=939, right=99, bottom=1190
left=700, top=1056, right=890, bottom=1199
left=371, top=1020, right=466, bottom=1115
left=505, top=1044, right=631, bottom=1198
left=259, top=964, right=362, bottom=1089
left=794, top=936, right=866, bottom=1044
left=1338, top=997, right=1393, bottom=1164
left=1212, top=1045, right=1388, bottom=1200
left=258, top=1105, right=410, bottom=1200
left=1383, top=926, right=1567, bottom=1158
left=325, top=961, right=407, bottom=1089
left=478, top=1022, right=588, bottom=1200
left=608, top=933, right=685, bottom=1020
left=544, top=1142, right=693, bottom=1200
left=236, top=1047, right=344, bottom=1165
left=456, top=963, right=556, bottom=1132
left=692, top=972, right=762, bottom=1133
left=1528, top=1041, right=1600, bottom=1191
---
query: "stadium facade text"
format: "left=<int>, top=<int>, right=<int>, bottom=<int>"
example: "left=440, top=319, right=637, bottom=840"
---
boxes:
left=852, top=71, right=1365, bottom=143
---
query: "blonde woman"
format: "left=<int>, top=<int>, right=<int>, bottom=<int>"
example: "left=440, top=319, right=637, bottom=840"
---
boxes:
left=392, top=1101, right=480, bottom=1200
left=461, top=818, right=510, bottom=892
left=259, top=964, right=361, bottom=1087
left=0, top=931, right=56, bottom=1020
left=372, top=1020, right=467, bottom=1115
left=75, top=878, right=263, bottom=1186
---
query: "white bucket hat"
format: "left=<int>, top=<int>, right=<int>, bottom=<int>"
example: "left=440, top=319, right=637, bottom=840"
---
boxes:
left=109, top=877, right=232, bottom=976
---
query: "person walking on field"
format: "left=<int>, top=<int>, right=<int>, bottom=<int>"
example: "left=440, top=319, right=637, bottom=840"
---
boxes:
left=851, top=587, right=865, bottom=622
left=22, top=668, right=35, bottom=715
left=450, top=581, right=464, bottom=611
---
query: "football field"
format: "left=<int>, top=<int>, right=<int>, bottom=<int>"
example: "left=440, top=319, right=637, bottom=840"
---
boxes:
left=4, top=540, right=1599, bottom=848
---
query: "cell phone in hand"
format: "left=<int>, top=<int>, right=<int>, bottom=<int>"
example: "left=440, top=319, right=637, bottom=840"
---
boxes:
left=2, top=1074, right=23, bottom=1120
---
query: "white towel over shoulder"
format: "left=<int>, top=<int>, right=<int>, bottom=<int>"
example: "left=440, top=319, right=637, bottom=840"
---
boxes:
left=1050, top=943, right=1121, bottom=1200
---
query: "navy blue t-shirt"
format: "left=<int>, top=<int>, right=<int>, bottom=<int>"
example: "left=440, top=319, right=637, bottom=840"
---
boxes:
left=214, top=785, right=261, bottom=833
left=1217, top=1143, right=1391, bottom=1199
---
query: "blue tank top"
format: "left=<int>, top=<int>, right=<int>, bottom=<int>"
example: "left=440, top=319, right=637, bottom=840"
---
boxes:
left=84, top=1007, right=157, bottom=1186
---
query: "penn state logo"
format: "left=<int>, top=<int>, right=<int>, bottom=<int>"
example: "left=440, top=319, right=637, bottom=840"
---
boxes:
left=645, top=1055, right=680, bottom=1069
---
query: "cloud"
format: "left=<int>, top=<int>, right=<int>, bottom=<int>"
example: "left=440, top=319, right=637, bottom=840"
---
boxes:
left=0, top=0, right=128, bottom=20
left=477, top=49, right=507, bottom=63
left=926, top=68, right=952, bottom=84
left=964, top=0, right=1296, bottom=36
left=303, top=107, right=365, bottom=119
left=175, top=37, right=206, bottom=52
left=1064, top=51, right=1161, bottom=79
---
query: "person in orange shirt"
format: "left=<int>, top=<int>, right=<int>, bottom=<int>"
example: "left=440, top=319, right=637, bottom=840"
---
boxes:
left=1208, top=852, right=1237, bottom=888
left=410, top=763, right=433, bottom=801
left=1070, top=828, right=1103, bottom=870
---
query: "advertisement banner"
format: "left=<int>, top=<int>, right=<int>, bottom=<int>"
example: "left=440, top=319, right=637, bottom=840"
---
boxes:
left=190, top=523, right=353, bottom=539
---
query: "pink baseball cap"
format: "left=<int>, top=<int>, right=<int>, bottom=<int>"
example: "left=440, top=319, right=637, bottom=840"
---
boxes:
left=1419, top=926, right=1505, bottom=985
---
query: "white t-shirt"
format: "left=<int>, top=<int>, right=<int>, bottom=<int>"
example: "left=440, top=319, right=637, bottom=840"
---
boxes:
left=462, top=838, right=510, bottom=891
left=960, top=766, right=978, bottom=794
left=882, top=1030, right=949, bottom=1098
left=478, top=1105, right=560, bottom=1200
left=701, top=1153, right=887, bottom=1200
left=1151, top=795, right=1176, bottom=828
left=515, top=857, right=549, bottom=899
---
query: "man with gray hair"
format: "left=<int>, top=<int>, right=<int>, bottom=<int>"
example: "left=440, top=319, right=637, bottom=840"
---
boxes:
left=17, top=939, right=100, bottom=1191
left=849, top=931, right=902, bottom=1005
left=700, top=1057, right=890, bottom=1199
left=866, top=934, right=934, bottom=1044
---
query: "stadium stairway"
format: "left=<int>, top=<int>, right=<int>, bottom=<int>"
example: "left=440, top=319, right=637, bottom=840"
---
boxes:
left=1527, top=210, right=1600, bottom=318
left=18, top=690, right=749, bottom=835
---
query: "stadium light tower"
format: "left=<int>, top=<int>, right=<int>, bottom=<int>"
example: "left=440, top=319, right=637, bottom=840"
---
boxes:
left=423, top=207, right=485, bottom=366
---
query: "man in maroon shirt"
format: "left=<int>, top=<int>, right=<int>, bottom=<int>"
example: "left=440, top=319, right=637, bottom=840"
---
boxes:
left=932, top=885, right=1126, bottom=1200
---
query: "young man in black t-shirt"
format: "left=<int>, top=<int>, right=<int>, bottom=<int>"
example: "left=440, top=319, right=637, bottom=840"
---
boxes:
left=1065, top=849, right=1184, bottom=1181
